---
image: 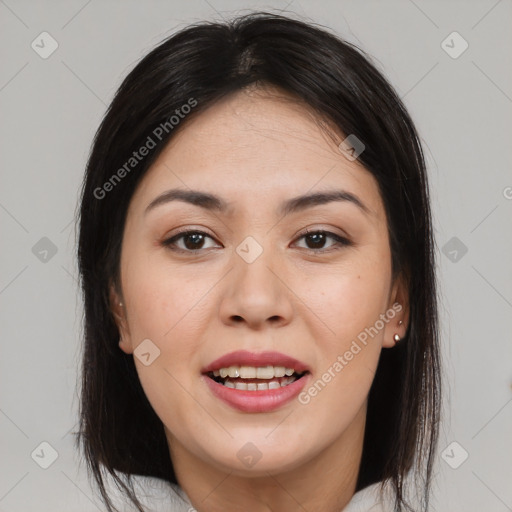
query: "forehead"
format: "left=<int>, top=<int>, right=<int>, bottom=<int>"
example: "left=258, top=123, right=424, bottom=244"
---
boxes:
left=129, top=88, right=384, bottom=220
left=164, top=87, right=345, bottom=164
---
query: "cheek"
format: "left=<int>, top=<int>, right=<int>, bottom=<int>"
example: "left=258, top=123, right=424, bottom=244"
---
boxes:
left=298, top=252, right=392, bottom=412
left=117, top=242, right=212, bottom=435
left=295, top=268, right=389, bottom=427
left=123, top=250, right=209, bottom=336
left=297, top=256, right=392, bottom=342
left=124, top=266, right=210, bottom=433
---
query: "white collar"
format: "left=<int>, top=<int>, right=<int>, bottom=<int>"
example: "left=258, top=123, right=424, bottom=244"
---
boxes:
left=104, top=475, right=390, bottom=511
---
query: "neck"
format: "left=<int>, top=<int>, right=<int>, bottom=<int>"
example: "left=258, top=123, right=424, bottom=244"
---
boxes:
left=166, top=403, right=367, bottom=512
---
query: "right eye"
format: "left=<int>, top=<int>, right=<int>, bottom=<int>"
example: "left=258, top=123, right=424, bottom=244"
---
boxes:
left=162, top=230, right=221, bottom=253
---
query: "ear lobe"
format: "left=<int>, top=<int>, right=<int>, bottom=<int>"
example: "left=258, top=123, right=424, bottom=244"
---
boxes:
left=382, top=273, right=410, bottom=349
left=109, top=284, right=133, bottom=354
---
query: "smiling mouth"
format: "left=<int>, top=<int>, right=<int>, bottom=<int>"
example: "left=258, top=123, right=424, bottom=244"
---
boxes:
left=206, top=365, right=308, bottom=391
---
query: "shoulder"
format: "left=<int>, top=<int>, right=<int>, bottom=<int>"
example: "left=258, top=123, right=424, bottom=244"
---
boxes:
left=100, top=474, right=193, bottom=512
left=132, top=475, right=192, bottom=511
left=341, top=480, right=394, bottom=512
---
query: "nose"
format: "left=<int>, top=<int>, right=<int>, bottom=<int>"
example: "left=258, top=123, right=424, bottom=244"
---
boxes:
left=218, top=245, right=294, bottom=329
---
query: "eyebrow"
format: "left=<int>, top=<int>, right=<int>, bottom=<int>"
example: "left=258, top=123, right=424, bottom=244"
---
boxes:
left=144, top=188, right=371, bottom=217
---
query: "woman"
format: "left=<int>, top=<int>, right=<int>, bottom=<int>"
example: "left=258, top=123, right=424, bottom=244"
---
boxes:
left=77, top=12, right=441, bottom=512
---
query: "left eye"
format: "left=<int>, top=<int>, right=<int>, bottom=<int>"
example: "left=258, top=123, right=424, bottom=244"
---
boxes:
left=162, top=229, right=351, bottom=253
left=162, top=231, right=219, bottom=252
left=293, top=230, right=351, bottom=251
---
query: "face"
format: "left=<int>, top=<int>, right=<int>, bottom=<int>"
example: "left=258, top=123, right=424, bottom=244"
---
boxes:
left=112, top=87, right=408, bottom=478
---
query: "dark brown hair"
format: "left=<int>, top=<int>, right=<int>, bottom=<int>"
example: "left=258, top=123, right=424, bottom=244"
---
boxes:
left=76, top=11, right=441, bottom=512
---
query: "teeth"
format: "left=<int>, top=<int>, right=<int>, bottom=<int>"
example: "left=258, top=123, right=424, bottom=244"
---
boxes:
left=215, top=365, right=297, bottom=380
left=228, top=366, right=239, bottom=378
left=219, top=376, right=297, bottom=391
left=239, top=366, right=257, bottom=378
left=210, top=365, right=305, bottom=391
left=274, top=366, right=286, bottom=377
left=256, top=366, right=274, bottom=379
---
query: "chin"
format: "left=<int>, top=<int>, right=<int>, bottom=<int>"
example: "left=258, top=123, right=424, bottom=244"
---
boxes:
left=200, top=437, right=314, bottom=476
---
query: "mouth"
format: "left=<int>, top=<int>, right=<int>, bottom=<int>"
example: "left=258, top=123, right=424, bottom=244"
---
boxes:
left=206, top=365, right=308, bottom=391
left=201, top=350, right=311, bottom=412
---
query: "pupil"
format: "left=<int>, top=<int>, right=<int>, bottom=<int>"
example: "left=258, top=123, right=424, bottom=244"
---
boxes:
left=185, top=233, right=204, bottom=250
left=307, top=233, right=325, bottom=249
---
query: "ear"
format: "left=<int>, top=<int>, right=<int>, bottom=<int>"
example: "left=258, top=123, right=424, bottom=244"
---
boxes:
left=382, top=272, right=410, bottom=349
left=109, top=283, right=133, bottom=355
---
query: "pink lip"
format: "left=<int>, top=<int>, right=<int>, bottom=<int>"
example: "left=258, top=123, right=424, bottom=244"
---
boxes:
left=202, top=373, right=310, bottom=413
left=201, top=350, right=311, bottom=413
left=202, top=350, right=310, bottom=373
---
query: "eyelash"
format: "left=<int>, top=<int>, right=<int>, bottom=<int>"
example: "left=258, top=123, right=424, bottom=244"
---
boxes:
left=161, top=228, right=352, bottom=254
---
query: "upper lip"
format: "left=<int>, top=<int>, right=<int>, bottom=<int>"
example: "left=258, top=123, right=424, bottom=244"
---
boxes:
left=202, top=350, right=310, bottom=374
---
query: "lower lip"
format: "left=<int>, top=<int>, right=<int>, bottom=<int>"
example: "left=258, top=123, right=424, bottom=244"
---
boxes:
left=202, top=374, right=310, bottom=413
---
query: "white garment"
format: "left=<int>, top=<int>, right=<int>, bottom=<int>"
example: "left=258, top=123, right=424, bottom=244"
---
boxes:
left=342, top=481, right=389, bottom=512
left=104, top=474, right=390, bottom=511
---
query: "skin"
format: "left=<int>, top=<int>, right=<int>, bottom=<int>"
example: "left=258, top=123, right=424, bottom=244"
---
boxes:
left=111, top=85, right=409, bottom=512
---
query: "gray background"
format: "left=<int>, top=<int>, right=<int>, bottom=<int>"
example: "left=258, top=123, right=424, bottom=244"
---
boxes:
left=1, top=0, right=511, bottom=510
